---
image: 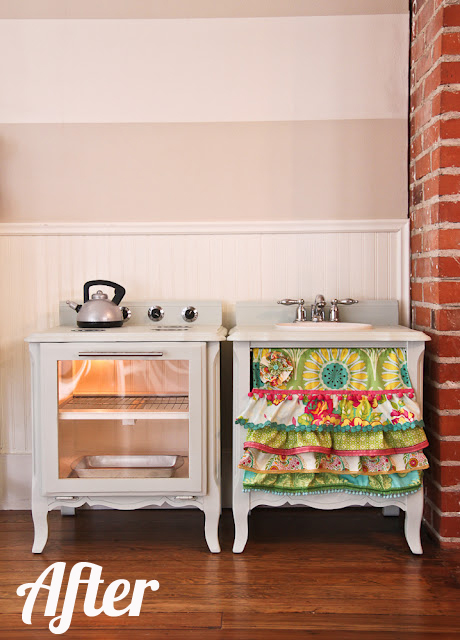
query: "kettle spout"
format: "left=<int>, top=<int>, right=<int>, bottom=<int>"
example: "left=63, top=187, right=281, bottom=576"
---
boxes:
left=66, top=300, right=82, bottom=313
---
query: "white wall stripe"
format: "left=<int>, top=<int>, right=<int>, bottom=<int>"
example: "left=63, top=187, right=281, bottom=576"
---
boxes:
left=0, top=15, right=409, bottom=123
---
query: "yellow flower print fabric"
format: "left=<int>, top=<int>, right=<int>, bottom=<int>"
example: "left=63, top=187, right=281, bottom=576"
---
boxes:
left=252, top=347, right=412, bottom=391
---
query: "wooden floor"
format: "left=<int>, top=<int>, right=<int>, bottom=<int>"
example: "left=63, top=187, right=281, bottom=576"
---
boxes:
left=0, top=507, right=459, bottom=639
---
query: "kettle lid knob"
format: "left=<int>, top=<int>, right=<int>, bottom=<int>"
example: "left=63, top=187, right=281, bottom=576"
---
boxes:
left=91, top=290, right=109, bottom=300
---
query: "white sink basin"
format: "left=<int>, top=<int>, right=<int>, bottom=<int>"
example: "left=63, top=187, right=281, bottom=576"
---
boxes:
left=275, top=322, right=373, bottom=331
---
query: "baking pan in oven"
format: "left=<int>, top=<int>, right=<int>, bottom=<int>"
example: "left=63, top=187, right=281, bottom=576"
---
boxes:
left=71, top=455, right=184, bottom=478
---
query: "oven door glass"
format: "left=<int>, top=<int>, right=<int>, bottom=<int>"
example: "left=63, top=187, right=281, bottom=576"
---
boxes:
left=40, top=343, right=205, bottom=494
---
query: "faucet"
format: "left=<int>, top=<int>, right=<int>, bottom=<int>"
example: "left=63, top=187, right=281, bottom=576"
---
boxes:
left=277, top=298, right=308, bottom=322
left=329, top=298, right=358, bottom=322
left=311, top=294, right=326, bottom=322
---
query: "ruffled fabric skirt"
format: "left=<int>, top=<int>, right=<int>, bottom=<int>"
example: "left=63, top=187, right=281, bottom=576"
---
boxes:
left=236, top=347, right=428, bottom=498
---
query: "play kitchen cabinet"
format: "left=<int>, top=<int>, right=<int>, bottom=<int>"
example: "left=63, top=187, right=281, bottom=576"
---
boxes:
left=27, top=299, right=226, bottom=553
left=229, top=300, right=430, bottom=554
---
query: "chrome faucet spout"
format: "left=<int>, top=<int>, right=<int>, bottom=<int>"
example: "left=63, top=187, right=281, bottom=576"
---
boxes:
left=311, top=294, right=326, bottom=322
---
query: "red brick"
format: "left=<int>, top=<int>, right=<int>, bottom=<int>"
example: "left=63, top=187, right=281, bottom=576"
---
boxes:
left=413, top=256, right=433, bottom=277
left=425, top=384, right=460, bottom=410
left=433, top=512, right=460, bottom=537
left=411, top=83, right=425, bottom=113
left=411, top=280, right=424, bottom=302
left=438, top=201, right=460, bottom=223
left=414, top=102, right=432, bottom=130
left=416, top=151, right=432, bottom=179
left=423, top=176, right=439, bottom=199
left=411, top=132, right=423, bottom=159
left=440, top=118, right=460, bottom=139
left=415, top=305, right=432, bottom=327
left=434, top=145, right=460, bottom=169
left=423, top=280, right=460, bottom=304
left=433, top=307, right=460, bottom=331
left=419, top=0, right=435, bottom=29
left=426, top=434, right=460, bottom=462
left=425, top=331, right=460, bottom=356
left=416, top=48, right=434, bottom=83
left=426, top=9, right=444, bottom=44
left=443, top=4, right=460, bottom=28
left=424, top=228, right=460, bottom=251
left=423, top=120, right=441, bottom=148
left=424, top=63, right=442, bottom=98
left=440, top=62, right=460, bottom=85
left=437, top=256, right=460, bottom=278
left=439, top=174, right=460, bottom=196
left=424, top=411, right=460, bottom=436
left=425, top=479, right=460, bottom=512
left=439, top=32, right=460, bottom=56
left=430, top=459, right=460, bottom=486
left=412, top=182, right=425, bottom=207
left=430, top=360, right=460, bottom=383
left=412, top=204, right=433, bottom=228
left=431, top=90, right=460, bottom=117
left=411, top=32, right=426, bottom=63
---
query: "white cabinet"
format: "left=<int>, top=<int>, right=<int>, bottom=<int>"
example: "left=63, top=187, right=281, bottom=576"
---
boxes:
left=28, top=340, right=222, bottom=553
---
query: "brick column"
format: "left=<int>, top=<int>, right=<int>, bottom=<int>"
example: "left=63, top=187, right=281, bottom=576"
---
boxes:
left=410, top=0, right=460, bottom=547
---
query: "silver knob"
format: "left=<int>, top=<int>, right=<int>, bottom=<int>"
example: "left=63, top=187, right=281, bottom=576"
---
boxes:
left=148, top=306, right=164, bottom=322
left=182, top=306, right=198, bottom=322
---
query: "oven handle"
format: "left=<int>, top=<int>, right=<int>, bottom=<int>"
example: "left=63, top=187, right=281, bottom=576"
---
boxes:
left=78, top=352, right=164, bottom=358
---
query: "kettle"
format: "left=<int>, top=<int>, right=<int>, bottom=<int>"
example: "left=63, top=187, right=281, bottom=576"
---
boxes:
left=66, top=280, right=131, bottom=328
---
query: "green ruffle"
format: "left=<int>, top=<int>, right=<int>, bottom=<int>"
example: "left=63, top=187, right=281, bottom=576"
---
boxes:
left=242, top=469, right=423, bottom=497
left=236, top=417, right=425, bottom=433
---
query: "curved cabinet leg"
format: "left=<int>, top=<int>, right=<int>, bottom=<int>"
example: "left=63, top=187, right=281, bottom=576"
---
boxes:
left=32, top=501, right=49, bottom=553
left=232, top=490, right=250, bottom=553
left=31, top=476, right=49, bottom=553
left=404, top=489, right=424, bottom=555
left=203, top=498, right=221, bottom=553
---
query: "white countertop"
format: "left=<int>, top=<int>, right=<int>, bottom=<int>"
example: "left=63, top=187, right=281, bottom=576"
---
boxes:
left=26, top=324, right=227, bottom=343
left=227, top=325, right=430, bottom=342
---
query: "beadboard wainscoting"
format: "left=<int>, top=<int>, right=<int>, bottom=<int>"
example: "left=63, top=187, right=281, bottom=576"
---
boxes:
left=0, top=219, right=409, bottom=508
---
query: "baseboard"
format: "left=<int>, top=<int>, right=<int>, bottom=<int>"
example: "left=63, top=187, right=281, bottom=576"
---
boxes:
left=0, top=453, right=32, bottom=509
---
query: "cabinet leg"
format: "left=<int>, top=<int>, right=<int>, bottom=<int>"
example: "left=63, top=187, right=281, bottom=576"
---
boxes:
left=404, top=489, right=424, bottom=555
left=32, top=502, right=49, bottom=553
left=203, top=499, right=221, bottom=553
left=232, top=491, right=250, bottom=553
left=31, top=476, right=49, bottom=553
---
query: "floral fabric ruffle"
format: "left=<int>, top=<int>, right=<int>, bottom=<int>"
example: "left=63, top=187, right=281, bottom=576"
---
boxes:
left=237, top=347, right=428, bottom=499
left=240, top=448, right=428, bottom=475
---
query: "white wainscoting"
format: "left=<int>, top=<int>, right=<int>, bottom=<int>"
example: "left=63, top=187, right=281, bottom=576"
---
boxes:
left=0, top=219, right=409, bottom=508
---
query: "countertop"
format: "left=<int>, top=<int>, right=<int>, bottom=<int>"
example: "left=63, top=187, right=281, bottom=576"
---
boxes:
left=227, top=325, right=430, bottom=342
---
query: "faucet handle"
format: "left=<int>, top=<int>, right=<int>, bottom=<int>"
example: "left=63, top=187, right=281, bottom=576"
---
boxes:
left=332, top=298, right=358, bottom=305
left=278, top=298, right=304, bottom=306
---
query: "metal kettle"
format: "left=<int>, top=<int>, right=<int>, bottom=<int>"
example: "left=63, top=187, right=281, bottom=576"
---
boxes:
left=66, top=280, right=131, bottom=328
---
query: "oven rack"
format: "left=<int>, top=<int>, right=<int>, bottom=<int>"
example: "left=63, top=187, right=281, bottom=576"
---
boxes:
left=58, top=394, right=189, bottom=420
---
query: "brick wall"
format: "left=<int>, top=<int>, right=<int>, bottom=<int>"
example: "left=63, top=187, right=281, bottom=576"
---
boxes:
left=410, top=0, right=460, bottom=547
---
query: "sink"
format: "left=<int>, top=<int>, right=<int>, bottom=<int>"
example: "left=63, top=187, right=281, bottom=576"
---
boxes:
left=275, top=322, right=373, bottom=331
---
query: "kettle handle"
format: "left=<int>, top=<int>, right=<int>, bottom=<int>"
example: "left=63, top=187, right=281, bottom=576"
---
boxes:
left=83, top=280, right=126, bottom=305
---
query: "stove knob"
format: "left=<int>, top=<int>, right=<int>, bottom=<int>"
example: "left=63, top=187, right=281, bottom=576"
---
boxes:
left=182, top=306, right=198, bottom=322
left=148, top=306, right=164, bottom=322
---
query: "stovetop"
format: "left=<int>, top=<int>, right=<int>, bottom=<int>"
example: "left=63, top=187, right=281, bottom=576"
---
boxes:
left=26, top=300, right=227, bottom=343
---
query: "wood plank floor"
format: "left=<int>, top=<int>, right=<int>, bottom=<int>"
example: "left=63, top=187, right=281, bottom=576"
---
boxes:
left=1, top=507, right=459, bottom=639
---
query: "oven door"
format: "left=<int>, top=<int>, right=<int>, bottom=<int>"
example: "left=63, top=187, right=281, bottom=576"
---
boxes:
left=38, top=342, right=206, bottom=495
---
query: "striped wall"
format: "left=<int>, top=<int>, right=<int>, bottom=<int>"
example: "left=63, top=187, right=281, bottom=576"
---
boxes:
left=0, top=3, right=409, bottom=222
left=0, top=2, right=410, bottom=507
